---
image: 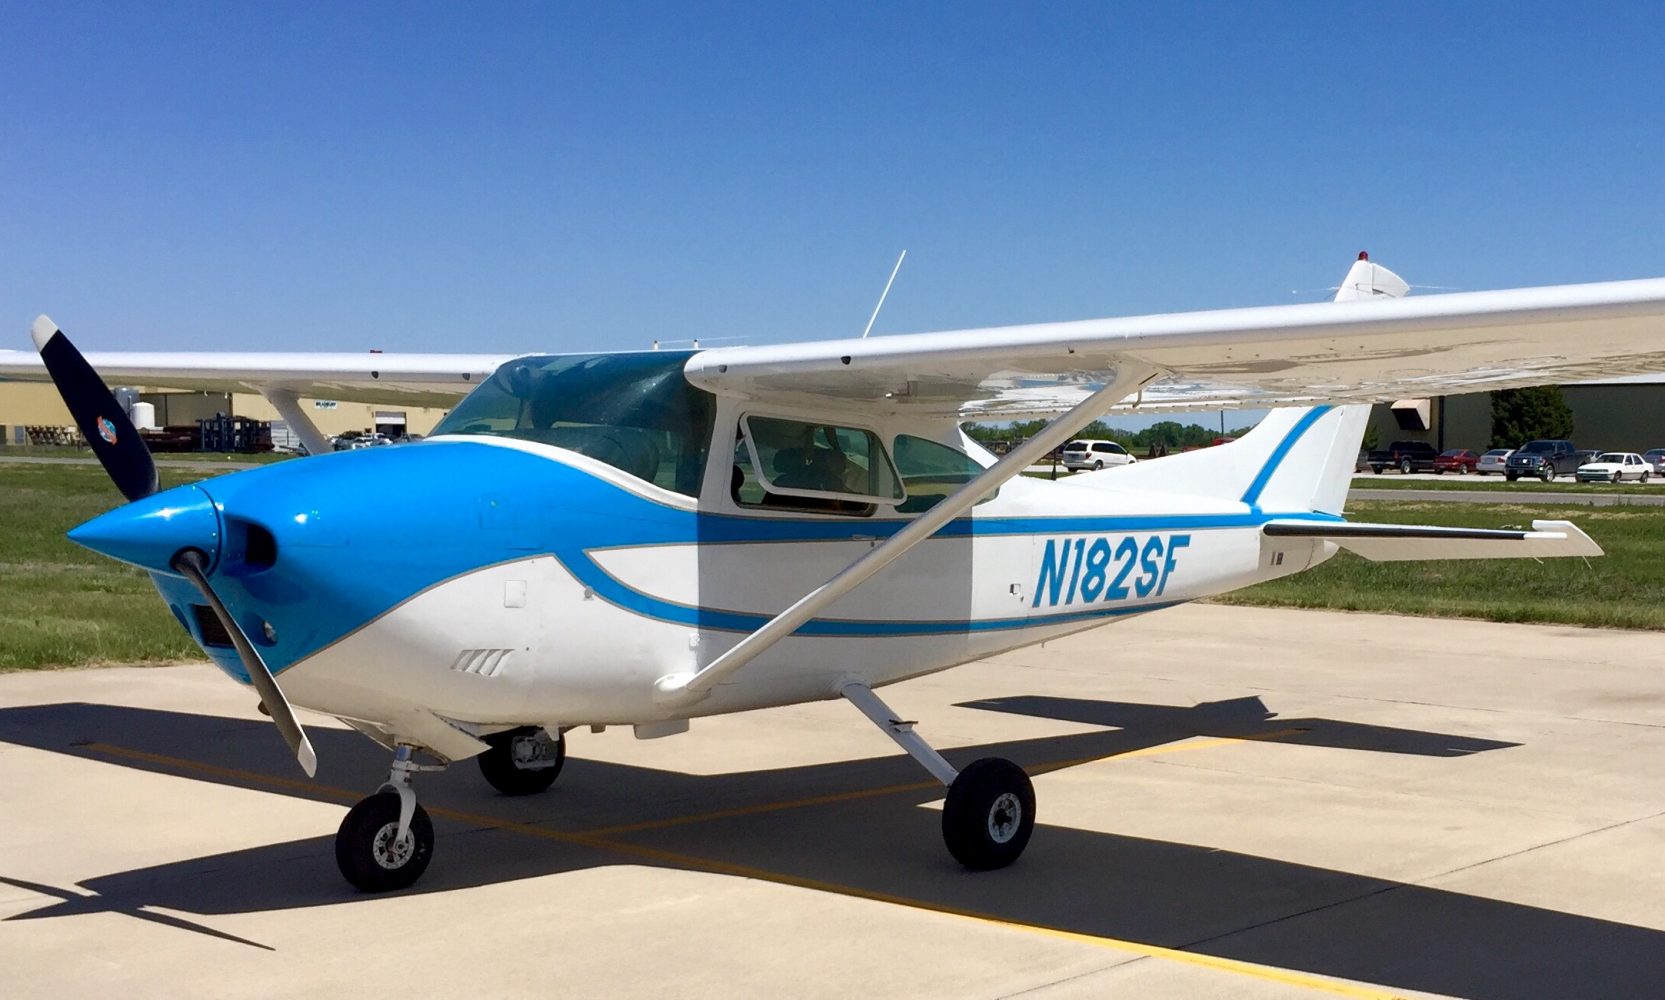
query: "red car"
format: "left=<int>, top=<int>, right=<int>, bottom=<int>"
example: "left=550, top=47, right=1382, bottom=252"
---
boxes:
left=1432, top=448, right=1480, bottom=474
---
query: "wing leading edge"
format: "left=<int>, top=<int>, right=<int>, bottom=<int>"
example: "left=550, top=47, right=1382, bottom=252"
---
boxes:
left=684, top=271, right=1665, bottom=416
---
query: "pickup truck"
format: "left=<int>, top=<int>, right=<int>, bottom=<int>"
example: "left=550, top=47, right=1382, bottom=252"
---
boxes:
left=1505, top=439, right=1582, bottom=481
left=1367, top=440, right=1439, bottom=474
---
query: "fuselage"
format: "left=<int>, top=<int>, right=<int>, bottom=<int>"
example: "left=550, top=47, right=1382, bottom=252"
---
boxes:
left=69, top=350, right=1344, bottom=754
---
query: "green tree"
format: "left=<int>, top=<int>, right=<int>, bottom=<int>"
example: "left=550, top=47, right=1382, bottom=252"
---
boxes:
left=1490, top=387, right=1574, bottom=448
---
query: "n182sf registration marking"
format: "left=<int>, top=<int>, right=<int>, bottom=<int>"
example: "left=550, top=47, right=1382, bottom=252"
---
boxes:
left=1032, top=534, right=1190, bottom=608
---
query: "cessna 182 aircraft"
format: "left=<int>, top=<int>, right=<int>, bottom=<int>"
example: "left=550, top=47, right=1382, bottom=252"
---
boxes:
left=5, top=255, right=1665, bottom=892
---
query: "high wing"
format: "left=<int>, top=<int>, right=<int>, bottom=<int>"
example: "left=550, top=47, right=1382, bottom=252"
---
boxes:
left=683, top=272, right=1665, bottom=417
left=9, top=264, right=1665, bottom=416
left=0, top=348, right=520, bottom=407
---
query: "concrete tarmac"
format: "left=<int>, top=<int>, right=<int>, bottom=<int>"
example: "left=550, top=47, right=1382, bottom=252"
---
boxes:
left=2, top=604, right=1663, bottom=999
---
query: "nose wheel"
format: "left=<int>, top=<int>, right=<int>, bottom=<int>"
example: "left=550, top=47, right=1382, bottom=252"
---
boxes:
left=336, top=745, right=442, bottom=893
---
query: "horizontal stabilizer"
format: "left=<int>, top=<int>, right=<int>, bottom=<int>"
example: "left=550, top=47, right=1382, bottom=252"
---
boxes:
left=1262, top=519, right=1602, bottom=562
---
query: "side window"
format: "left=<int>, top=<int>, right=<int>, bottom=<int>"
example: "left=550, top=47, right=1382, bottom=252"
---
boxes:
left=732, top=416, right=905, bottom=515
left=893, top=435, right=994, bottom=514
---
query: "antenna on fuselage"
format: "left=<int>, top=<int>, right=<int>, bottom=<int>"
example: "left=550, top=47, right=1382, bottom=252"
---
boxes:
left=861, top=250, right=907, bottom=338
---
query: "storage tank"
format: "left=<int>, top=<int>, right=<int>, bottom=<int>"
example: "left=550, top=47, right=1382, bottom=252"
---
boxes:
left=129, top=401, right=158, bottom=430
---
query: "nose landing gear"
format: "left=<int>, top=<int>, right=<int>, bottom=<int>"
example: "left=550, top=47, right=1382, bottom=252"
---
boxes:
left=336, top=745, right=442, bottom=893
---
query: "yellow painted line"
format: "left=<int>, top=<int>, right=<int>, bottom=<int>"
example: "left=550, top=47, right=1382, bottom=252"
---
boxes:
left=80, top=731, right=1404, bottom=999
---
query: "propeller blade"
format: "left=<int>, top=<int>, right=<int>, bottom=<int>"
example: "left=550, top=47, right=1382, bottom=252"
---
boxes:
left=171, top=548, right=319, bottom=778
left=31, top=315, right=158, bottom=502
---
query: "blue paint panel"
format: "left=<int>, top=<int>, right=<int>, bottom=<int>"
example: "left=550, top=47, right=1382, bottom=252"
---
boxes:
left=97, top=440, right=1341, bottom=678
left=1239, top=406, right=1334, bottom=507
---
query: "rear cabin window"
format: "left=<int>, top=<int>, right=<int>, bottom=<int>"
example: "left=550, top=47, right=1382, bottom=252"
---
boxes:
left=732, top=416, right=903, bottom=515
left=892, top=435, right=995, bottom=513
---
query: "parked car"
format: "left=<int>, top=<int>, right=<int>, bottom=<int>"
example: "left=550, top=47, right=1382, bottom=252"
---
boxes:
left=1506, top=439, right=1582, bottom=482
left=1576, top=452, right=1651, bottom=484
left=1432, top=448, right=1480, bottom=475
left=1476, top=448, right=1512, bottom=475
left=1366, top=440, right=1439, bottom=474
left=1060, top=439, right=1136, bottom=471
left=1644, top=448, right=1665, bottom=475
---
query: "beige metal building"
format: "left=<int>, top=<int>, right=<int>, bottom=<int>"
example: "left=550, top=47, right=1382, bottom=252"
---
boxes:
left=0, top=381, right=452, bottom=447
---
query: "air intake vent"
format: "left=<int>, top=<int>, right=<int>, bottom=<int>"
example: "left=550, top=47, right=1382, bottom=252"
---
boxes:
left=191, top=605, right=234, bottom=648
left=450, top=648, right=514, bottom=678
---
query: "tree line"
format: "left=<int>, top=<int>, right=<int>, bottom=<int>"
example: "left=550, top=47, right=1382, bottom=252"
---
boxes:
left=964, top=418, right=1258, bottom=455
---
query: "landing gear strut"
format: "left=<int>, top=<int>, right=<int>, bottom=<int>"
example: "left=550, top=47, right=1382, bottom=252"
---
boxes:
left=841, top=683, right=1035, bottom=870
left=336, top=745, right=441, bottom=892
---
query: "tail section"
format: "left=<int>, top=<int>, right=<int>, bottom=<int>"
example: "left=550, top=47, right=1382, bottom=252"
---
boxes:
left=1065, top=254, right=1407, bottom=515
left=1067, top=404, right=1369, bottom=515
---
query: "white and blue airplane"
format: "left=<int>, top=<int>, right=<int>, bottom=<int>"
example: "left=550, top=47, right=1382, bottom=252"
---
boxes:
left=5, top=255, right=1665, bottom=892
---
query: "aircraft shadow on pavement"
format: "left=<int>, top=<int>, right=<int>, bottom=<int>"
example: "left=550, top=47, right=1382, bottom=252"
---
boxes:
left=1, top=699, right=1660, bottom=999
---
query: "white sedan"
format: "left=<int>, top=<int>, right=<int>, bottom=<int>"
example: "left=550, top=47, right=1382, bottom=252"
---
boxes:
left=1575, top=452, right=1651, bottom=484
left=1476, top=448, right=1512, bottom=475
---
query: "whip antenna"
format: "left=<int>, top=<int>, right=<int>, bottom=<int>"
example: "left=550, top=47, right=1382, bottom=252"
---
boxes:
left=861, top=250, right=907, bottom=338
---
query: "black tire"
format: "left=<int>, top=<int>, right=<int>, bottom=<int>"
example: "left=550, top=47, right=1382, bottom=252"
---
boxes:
left=1435, top=469, right=1445, bottom=475
left=335, top=792, right=434, bottom=893
left=1399, top=458, right=1413, bottom=475
left=1540, top=466, right=1555, bottom=483
left=1092, top=460, right=1104, bottom=471
left=478, top=727, right=564, bottom=796
left=1643, top=472, right=1651, bottom=484
left=1372, top=466, right=1383, bottom=475
left=1506, top=473, right=1518, bottom=482
left=942, top=757, right=1035, bottom=871
left=1459, top=465, right=1470, bottom=475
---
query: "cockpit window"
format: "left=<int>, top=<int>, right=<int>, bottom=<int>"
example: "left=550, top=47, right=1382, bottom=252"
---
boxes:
left=432, top=351, right=715, bottom=496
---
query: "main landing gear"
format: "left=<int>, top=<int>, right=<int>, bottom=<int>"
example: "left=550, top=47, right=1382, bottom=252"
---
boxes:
left=841, top=683, right=1036, bottom=869
left=336, top=727, right=566, bottom=892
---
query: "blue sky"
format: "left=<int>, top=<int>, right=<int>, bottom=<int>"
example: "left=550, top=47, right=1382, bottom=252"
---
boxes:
left=4, top=1, right=1662, bottom=384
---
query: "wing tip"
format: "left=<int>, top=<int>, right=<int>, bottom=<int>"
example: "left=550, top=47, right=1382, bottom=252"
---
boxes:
left=30, top=315, right=58, bottom=352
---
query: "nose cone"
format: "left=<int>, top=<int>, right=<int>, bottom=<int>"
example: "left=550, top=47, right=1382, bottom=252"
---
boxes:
left=68, top=484, right=220, bottom=573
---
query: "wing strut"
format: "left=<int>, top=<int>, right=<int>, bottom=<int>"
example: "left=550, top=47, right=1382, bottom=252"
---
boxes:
left=260, top=388, right=334, bottom=456
left=653, top=364, right=1160, bottom=708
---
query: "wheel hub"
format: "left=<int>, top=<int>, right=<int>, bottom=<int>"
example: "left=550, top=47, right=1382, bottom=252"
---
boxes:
left=372, top=821, right=416, bottom=869
left=987, top=792, right=1022, bottom=843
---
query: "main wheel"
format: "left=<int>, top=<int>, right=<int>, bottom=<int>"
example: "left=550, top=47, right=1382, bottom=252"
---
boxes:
left=1506, top=473, right=1518, bottom=481
left=1540, top=466, right=1555, bottom=482
left=336, top=792, right=434, bottom=893
left=1459, top=465, right=1470, bottom=475
left=1643, top=472, right=1651, bottom=484
left=1092, top=459, right=1104, bottom=470
left=942, top=757, right=1035, bottom=870
left=478, top=727, right=564, bottom=796
left=1399, top=458, right=1413, bottom=474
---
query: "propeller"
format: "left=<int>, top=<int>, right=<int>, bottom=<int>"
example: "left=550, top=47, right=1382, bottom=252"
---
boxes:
left=31, top=315, right=158, bottom=501
left=31, top=315, right=318, bottom=777
left=171, top=549, right=318, bottom=777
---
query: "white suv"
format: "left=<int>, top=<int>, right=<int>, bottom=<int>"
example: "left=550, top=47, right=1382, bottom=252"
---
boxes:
left=1060, top=439, right=1136, bottom=471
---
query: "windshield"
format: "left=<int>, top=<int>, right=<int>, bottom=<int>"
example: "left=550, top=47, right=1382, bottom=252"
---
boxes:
left=1520, top=441, right=1554, bottom=453
left=432, top=351, right=716, bottom=496
left=1440, top=449, right=1463, bottom=457
left=1596, top=453, right=1626, bottom=463
left=1484, top=449, right=1509, bottom=457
